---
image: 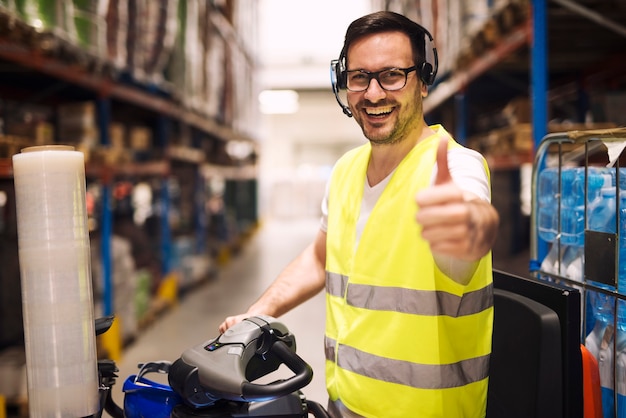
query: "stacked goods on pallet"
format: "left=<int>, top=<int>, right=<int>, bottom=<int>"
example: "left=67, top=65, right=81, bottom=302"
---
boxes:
left=380, top=0, right=490, bottom=77
left=164, top=0, right=211, bottom=113
left=162, top=0, right=186, bottom=102
left=466, top=96, right=618, bottom=162
left=123, top=0, right=178, bottom=85
left=11, top=0, right=74, bottom=40
left=105, top=0, right=128, bottom=70
left=599, top=91, right=626, bottom=128
left=91, top=233, right=138, bottom=345
left=162, top=0, right=258, bottom=134
left=200, top=1, right=224, bottom=120
left=58, top=101, right=99, bottom=161
left=124, top=0, right=143, bottom=78
left=201, top=0, right=219, bottom=116
left=0, top=0, right=257, bottom=133
left=2, top=102, right=54, bottom=155
left=229, top=1, right=258, bottom=138
left=455, top=0, right=529, bottom=71
left=414, top=0, right=454, bottom=76
left=380, top=0, right=502, bottom=77
left=142, top=0, right=178, bottom=85
left=0, top=0, right=110, bottom=68
left=71, top=0, right=108, bottom=58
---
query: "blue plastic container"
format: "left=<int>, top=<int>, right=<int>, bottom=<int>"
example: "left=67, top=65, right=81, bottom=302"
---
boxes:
left=123, top=375, right=182, bottom=418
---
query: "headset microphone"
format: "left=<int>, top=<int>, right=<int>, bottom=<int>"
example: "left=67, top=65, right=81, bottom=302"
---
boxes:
left=330, top=60, right=352, bottom=117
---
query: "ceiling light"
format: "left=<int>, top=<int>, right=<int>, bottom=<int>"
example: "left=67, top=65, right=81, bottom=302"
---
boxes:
left=258, top=90, right=299, bottom=114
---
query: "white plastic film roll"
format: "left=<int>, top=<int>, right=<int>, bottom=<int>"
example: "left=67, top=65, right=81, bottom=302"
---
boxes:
left=12, top=146, right=99, bottom=418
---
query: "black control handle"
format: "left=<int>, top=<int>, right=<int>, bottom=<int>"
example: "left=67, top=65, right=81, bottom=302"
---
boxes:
left=241, top=340, right=313, bottom=400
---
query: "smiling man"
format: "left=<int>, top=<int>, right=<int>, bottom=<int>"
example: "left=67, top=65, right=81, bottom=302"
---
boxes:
left=221, top=11, right=499, bottom=418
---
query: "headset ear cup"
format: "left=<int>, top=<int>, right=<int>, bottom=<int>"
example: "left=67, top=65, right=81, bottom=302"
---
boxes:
left=420, top=62, right=434, bottom=85
left=336, top=60, right=347, bottom=90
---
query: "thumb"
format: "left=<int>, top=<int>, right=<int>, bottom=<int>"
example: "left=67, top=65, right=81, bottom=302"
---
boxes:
left=434, top=137, right=452, bottom=185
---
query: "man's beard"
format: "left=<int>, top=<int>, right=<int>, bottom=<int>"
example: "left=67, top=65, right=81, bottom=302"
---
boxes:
left=358, top=96, right=423, bottom=146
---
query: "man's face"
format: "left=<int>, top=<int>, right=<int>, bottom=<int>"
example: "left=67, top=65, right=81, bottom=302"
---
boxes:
left=346, top=31, right=427, bottom=146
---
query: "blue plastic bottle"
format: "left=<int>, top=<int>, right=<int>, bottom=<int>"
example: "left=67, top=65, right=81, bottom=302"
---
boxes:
left=560, top=168, right=606, bottom=247
left=560, top=168, right=582, bottom=246
left=537, top=167, right=559, bottom=243
left=589, top=182, right=617, bottom=234
left=618, top=189, right=626, bottom=418
left=618, top=191, right=626, bottom=294
left=586, top=287, right=616, bottom=418
left=617, top=299, right=626, bottom=418
left=586, top=169, right=619, bottom=418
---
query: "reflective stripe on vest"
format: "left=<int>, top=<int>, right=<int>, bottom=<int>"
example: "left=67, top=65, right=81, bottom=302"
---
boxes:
left=326, top=271, right=493, bottom=317
left=325, top=335, right=490, bottom=389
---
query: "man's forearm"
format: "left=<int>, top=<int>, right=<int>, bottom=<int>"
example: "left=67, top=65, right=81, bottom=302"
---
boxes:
left=246, top=241, right=326, bottom=318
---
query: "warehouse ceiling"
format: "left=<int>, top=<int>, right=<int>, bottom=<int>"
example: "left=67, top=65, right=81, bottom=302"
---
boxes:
left=257, top=0, right=374, bottom=90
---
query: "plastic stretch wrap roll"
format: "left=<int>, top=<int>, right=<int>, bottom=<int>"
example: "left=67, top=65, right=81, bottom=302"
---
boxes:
left=12, top=146, right=99, bottom=418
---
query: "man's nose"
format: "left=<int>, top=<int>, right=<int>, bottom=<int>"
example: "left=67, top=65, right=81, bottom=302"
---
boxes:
left=364, top=77, right=386, bottom=102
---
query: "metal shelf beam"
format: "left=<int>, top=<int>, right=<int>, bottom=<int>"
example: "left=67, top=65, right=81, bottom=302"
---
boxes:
left=0, top=39, right=245, bottom=143
left=424, top=23, right=531, bottom=114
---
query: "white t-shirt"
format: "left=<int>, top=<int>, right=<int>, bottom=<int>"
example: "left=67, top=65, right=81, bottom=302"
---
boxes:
left=320, top=146, right=490, bottom=242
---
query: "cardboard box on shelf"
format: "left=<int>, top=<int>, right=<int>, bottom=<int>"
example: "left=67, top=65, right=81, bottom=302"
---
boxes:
left=469, top=122, right=619, bottom=164
left=503, top=97, right=531, bottom=125
left=92, top=146, right=132, bottom=166
left=129, top=126, right=152, bottom=150
left=602, top=92, right=626, bottom=127
left=5, top=121, right=54, bottom=145
left=57, top=126, right=99, bottom=145
left=34, top=122, right=54, bottom=145
left=109, top=123, right=126, bottom=149
left=0, top=135, right=31, bottom=159
left=58, top=102, right=96, bottom=130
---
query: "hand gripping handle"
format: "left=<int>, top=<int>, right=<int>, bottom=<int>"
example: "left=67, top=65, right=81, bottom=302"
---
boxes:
left=241, top=339, right=313, bottom=400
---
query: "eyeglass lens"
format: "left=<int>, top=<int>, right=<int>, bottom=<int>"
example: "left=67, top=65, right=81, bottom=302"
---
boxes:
left=346, top=68, right=413, bottom=92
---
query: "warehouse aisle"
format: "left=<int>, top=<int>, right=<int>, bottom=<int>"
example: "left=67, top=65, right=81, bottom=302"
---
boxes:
left=107, top=216, right=328, bottom=414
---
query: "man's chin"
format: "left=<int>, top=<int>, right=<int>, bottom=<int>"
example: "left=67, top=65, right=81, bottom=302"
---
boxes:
left=365, top=133, right=397, bottom=146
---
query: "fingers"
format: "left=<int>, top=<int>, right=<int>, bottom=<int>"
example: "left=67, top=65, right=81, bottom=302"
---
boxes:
left=434, top=137, right=452, bottom=185
left=415, top=139, right=471, bottom=260
left=218, top=320, right=230, bottom=334
left=418, top=202, right=478, bottom=260
left=218, top=314, right=247, bottom=333
left=415, top=137, right=461, bottom=208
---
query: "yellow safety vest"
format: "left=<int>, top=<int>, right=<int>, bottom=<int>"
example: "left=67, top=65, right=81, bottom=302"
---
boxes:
left=325, top=127, right=494, bottom=418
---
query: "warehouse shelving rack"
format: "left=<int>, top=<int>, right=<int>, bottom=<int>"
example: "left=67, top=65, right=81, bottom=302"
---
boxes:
left=0, top=1, right=259, bottom=348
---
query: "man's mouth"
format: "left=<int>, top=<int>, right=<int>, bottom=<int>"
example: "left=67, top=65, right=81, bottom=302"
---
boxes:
left=365, top=106, right=394, bottom=117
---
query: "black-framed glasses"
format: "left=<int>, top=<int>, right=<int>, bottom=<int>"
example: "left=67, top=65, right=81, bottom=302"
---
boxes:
left=345, top=66, right=417, bottom=92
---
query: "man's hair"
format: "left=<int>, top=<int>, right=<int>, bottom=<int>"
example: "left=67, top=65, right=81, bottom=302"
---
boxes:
left=339, top=11, right=429, bottom=69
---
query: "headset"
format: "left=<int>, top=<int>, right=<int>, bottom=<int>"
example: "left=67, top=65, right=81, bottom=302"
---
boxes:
left=330, top=23, right=438, bottom=118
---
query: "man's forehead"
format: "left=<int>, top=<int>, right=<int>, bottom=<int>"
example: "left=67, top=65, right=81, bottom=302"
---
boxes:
left=346, top=32, right=413, bottom=68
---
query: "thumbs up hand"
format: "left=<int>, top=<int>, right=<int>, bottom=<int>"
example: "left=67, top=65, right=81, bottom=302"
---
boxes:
left=415, top=137, right=497, bottom=263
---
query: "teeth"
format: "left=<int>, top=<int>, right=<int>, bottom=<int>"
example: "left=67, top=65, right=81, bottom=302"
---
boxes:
left=366, top=107, right=393, bottom=115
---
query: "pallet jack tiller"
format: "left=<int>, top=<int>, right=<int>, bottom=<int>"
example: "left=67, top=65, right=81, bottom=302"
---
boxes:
left=95, top=315, right=330, bottom=418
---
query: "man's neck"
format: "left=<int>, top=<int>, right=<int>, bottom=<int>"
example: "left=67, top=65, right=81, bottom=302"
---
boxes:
left=366, top=125, right=436, bottom=186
